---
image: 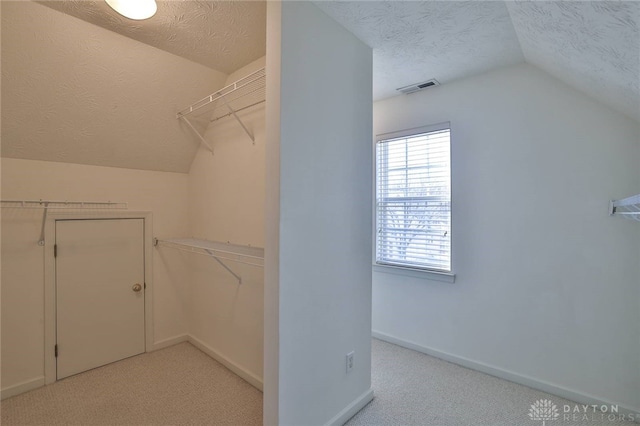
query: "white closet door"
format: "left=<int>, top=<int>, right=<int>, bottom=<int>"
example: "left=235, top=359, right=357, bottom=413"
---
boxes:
left=56, top=219, right=145, bottom=379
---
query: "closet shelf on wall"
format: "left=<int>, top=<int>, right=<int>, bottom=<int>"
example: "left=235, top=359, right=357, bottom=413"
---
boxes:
left=609, top=194, right=640, bottom=221
left=153, top=238, right=264, bottom=284
left=1, top=199, right=128, bottom=245
left=177, top=67, right=266, bottom=153
left=0, top=200, right=127, bottom=209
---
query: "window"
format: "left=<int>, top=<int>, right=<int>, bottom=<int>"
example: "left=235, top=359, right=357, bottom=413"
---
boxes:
left=375, top=124, right=451, bottom=273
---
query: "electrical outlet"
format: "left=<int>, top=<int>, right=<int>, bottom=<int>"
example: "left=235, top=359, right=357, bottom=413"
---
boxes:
left=346, top=351, right=355, bottom=373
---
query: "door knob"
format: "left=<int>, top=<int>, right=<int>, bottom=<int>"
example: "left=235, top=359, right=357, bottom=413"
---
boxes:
left=132, top=283, right=142, bottom=292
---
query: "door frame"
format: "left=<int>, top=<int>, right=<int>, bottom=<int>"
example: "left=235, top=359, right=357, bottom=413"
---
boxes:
left=43, top=211, right=154, bottom=384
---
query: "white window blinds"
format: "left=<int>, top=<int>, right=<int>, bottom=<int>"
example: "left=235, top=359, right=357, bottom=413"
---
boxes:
left=375, top=126, right=451, bottom=272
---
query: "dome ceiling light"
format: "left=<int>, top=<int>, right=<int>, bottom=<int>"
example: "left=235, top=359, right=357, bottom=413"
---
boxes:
left=104, top=0, right=157, bottom=20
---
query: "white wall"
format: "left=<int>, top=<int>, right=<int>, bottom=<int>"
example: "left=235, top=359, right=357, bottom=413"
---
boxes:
left=1, top=158, right=191, bottom=396
left=265, top=2, right=373, bottom=425
left=264, top=3, right=282, bottom=422
left=185, top=56, right=266, bottom=387
left=372, top=63, right=640, bottom=411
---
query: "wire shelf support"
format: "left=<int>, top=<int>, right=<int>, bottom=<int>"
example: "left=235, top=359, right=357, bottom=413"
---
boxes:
left=153, top=238, right=264, bottom=284
left=609, top=193, right=640, bottom=222
left=1, top=199, right=128, bottom=245
left=177, top=67, right=265, bottom=151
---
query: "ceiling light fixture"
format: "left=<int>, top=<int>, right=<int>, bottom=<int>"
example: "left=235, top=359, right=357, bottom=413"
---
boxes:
left=105, top=0, right=157, bottom=20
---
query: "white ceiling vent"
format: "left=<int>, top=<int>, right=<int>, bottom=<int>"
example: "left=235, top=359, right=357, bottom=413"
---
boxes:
left=396, top=79, right=440, bottom=95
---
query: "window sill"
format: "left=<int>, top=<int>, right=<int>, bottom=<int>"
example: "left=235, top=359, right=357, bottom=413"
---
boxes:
left=373, top=264, right=456, bottom=283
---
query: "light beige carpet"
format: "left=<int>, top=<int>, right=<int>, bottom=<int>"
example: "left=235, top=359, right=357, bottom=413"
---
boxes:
left=346, top=338, right=637, bottom=426
left=1, top=342, right=262, bottom=425
left=3, top=339, right=636, bottom=426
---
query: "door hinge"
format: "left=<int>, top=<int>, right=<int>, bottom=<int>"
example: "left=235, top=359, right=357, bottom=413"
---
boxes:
left=54, top=244, right=57, bottom=258
left=55, top=344, right=58, bottom=358
left=144, top=282, right=147, bottom=289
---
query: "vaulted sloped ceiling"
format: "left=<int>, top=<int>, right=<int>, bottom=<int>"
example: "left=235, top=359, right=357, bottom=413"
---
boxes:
left=506, top=1, right=639, bottom=123
left=315, top=1, right=640, bottom=122
left=37, top=1, right=267, bottom=75
left=1, top=1, right=231, bottom=173
left=314, top=1, right=526, bottom=101
left=2, top=1, right=637, bottom=175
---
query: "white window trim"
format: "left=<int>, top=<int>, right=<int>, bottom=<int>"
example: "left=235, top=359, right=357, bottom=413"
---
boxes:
left=373, top=122, right=455, bottom=283
left=376, top=122, right=451, bottom=143
left=373, top=263, right=455, bottom=283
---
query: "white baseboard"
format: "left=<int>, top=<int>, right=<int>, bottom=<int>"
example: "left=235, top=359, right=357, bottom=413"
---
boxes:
left=324, top=388, right=374, bottom=426
left=151, top=334, right=189, bottom=352
left=372, top=330, right=640, bottom=419
left=187, top=335, right=263, bottom=392
left=1, top=376, right=45, bottom=400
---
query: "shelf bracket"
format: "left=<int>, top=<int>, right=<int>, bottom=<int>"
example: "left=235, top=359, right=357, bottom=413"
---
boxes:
left=176, top=67, right=264, bottom=147
left=220, top=94, right=255, bottom=144
left=2, top=200, right=128, bottom=246
left=180, top=116, right=214, bottom=154
left=205, top=249, right=242, bottom=284
left=609, top=193, right=640, bottom=221
left=153, top=238, right=263, bottom=284
left=38, top=201, right=50, bottom=246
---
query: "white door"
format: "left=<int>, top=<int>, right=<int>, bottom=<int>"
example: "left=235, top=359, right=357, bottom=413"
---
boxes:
left=56, top=219, right=145, bottom=379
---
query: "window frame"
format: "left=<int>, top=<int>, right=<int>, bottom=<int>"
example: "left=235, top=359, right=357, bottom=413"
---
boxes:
left=373, top=122, right=455, bottom=283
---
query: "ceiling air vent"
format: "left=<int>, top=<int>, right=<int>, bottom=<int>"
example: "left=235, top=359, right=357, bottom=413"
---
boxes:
left=396, top=79, right=440, bottom=95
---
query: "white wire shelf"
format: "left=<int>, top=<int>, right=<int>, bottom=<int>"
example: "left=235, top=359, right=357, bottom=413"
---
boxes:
left=176, top=67, right=265, bottom=152
left=154, top=238, right=264, bottom=284
left=609, top=193, right=640, bottom=221
left=1, top=199, right=128, bottom=245
left=0, top=200, right=127, bottom=209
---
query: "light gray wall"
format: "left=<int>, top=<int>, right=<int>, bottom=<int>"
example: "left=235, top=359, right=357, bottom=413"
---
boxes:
left=265, top=1, right=373, bottom=424
left=372, top=63, right=640, bottom=411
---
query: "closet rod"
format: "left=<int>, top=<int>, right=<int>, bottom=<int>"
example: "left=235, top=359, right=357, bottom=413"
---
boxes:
left=220, top=94, right=255, bottom=143
left=176, top=67, right=265, bottom=119
left=210, top=99, right=265, bottom=123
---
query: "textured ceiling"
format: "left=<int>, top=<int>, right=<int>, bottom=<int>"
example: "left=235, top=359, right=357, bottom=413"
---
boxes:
left=2, top=1, right=638, bottom=176
left=38, top=0, right=267, bottom=75
left=506, top=1, right=639, bottom=123
left=31, top=0, right=640, bottom=122
left=1, top=1, right=228, bottom=173
left=314, top=1, right=525, bottom=101
left=315, top=1, right=640, bottom=121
